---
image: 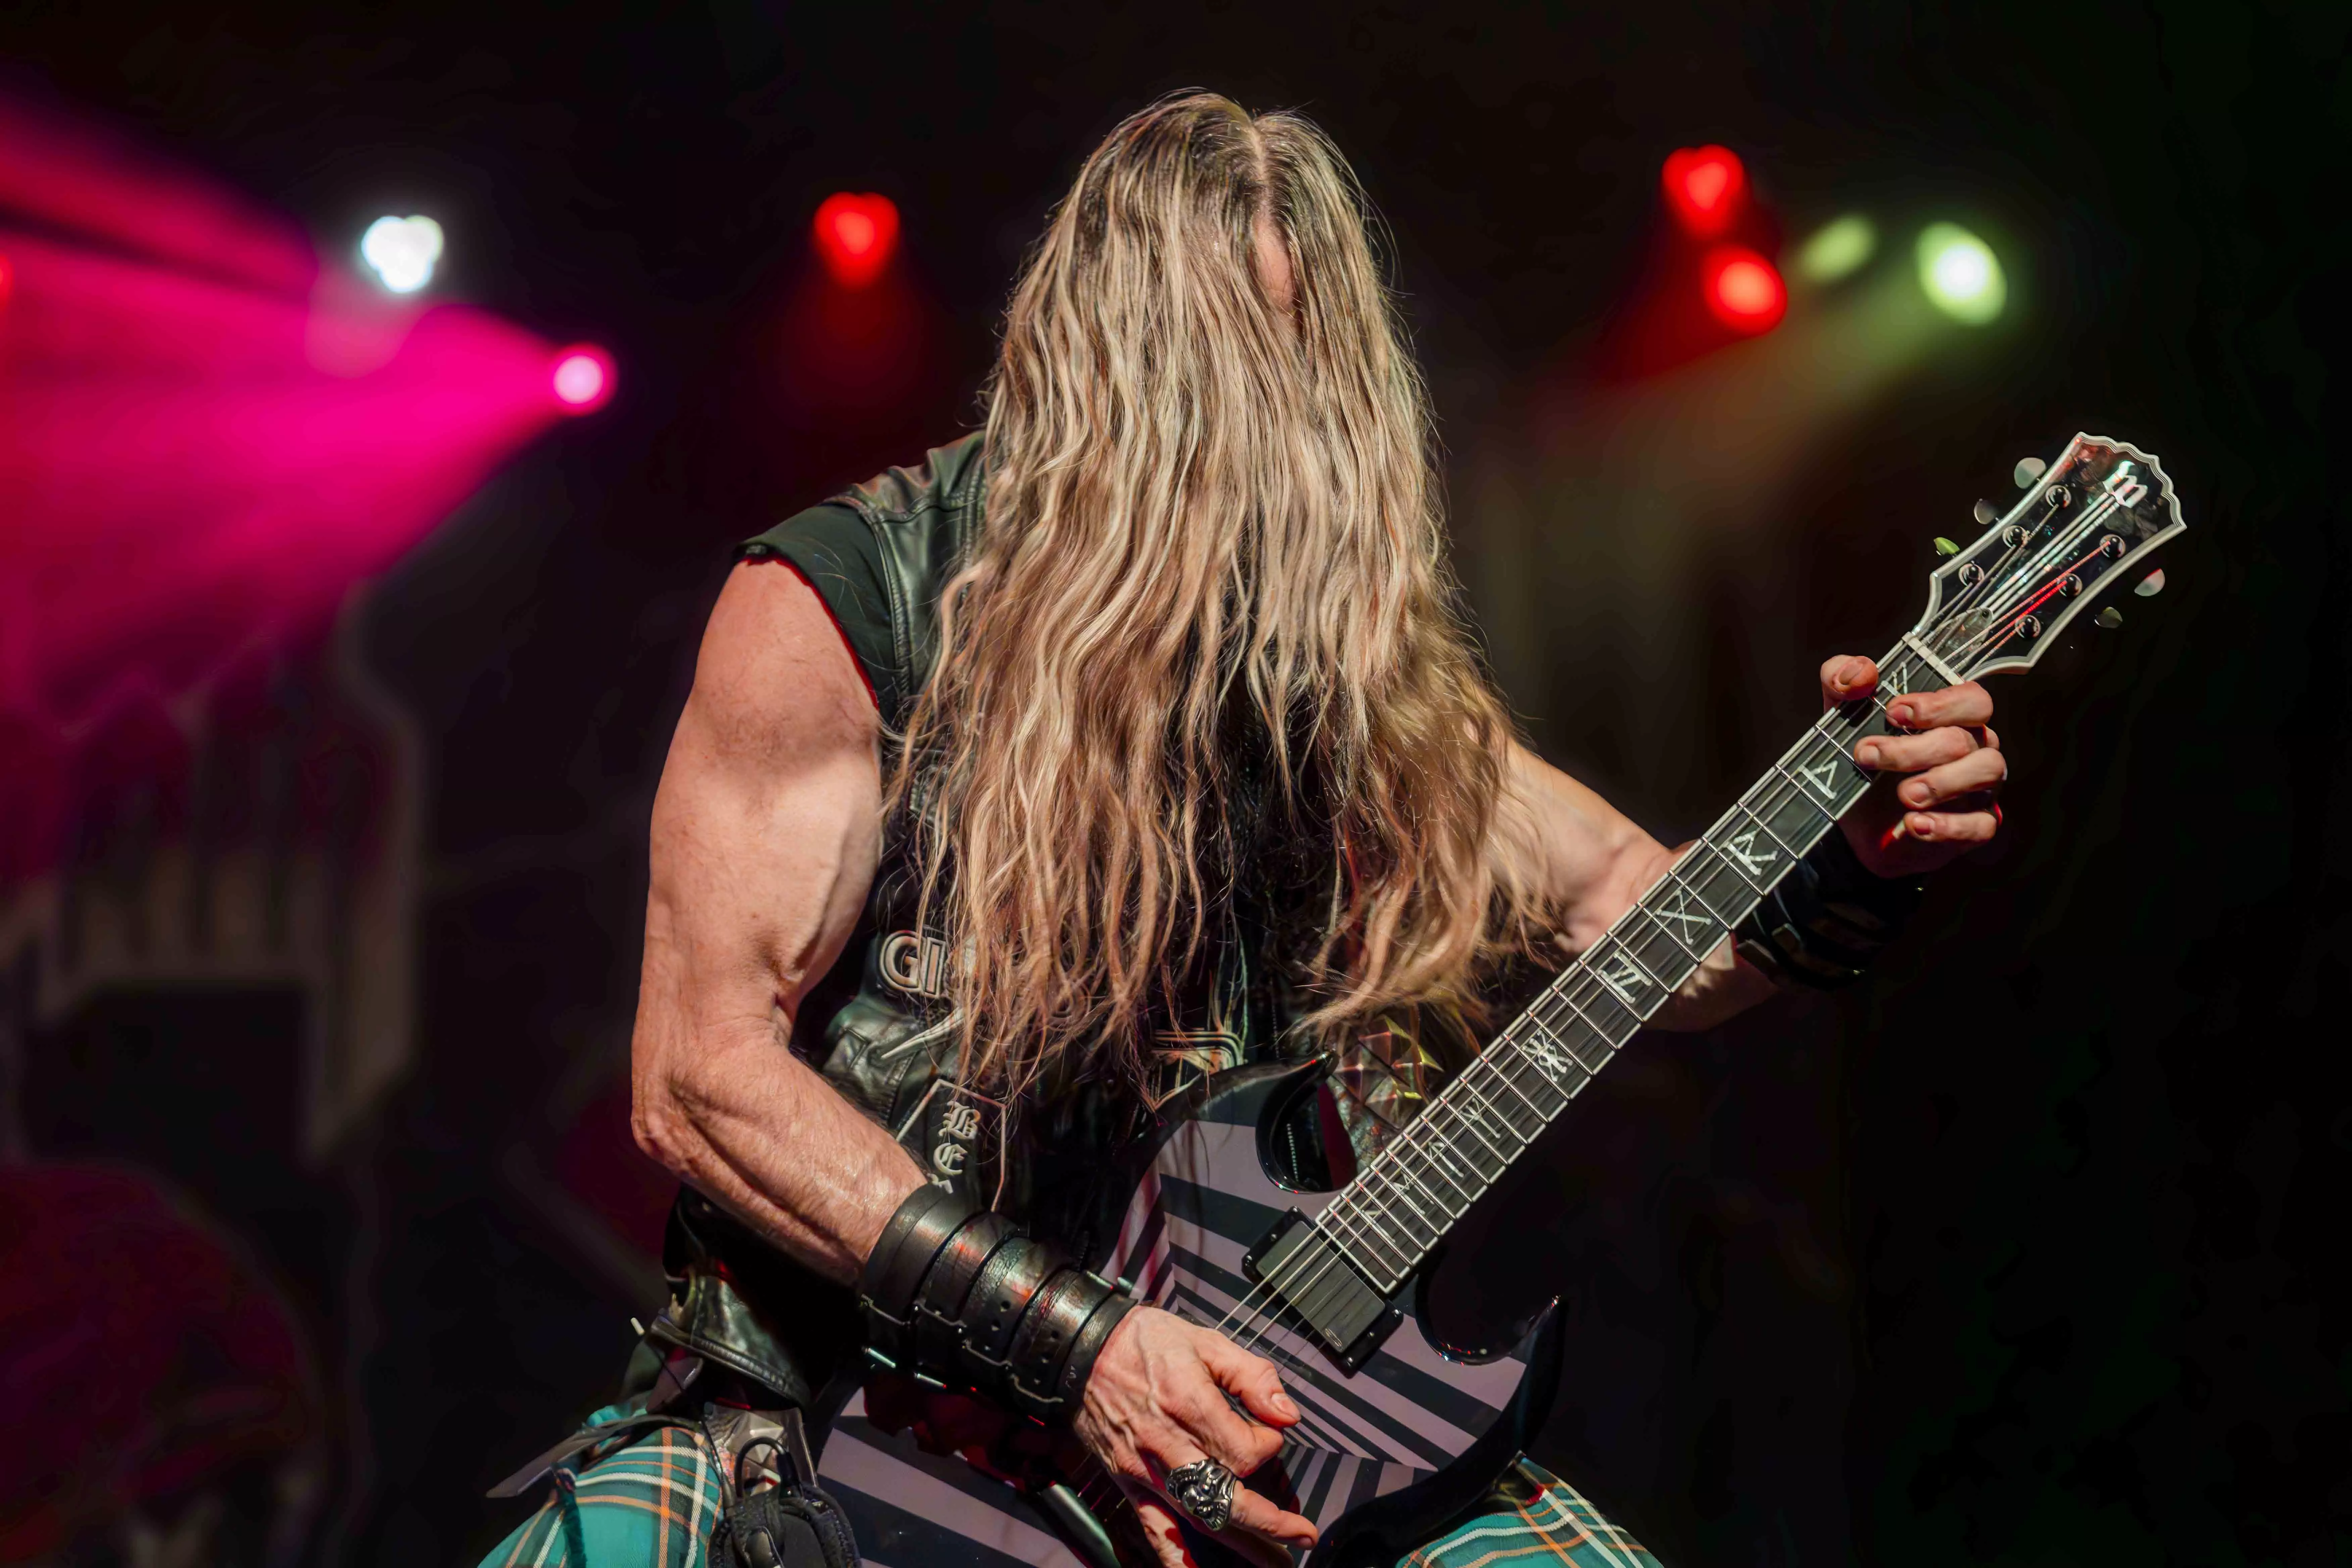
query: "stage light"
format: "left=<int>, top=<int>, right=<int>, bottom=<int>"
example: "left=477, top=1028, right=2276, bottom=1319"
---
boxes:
left=360, top=214, right=444, bottom=294
left=1702, top=245, right=1785, bottom=333
left=1917, top=223, right=2005, bottom=324
left=1662, top=146, right=1746, bottom=238
left=814, top=193, right=899, bottom=288
left=1795, top=214, right=1876, bottom=284
left=550, top=344, right=615, bottom=413
left=0, top=252, right=13, bottom=312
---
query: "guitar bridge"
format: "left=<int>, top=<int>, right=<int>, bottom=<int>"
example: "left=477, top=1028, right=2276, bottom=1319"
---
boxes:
left=1242, top=1209, right=1402, bottom=1374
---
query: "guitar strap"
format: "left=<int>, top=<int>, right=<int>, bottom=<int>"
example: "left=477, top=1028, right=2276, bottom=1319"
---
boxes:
left=706, top=1405, right=860, bottom=1568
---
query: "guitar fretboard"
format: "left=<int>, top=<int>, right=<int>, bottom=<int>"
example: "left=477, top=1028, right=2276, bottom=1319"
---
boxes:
left=1306, top=640, right=1934, bottom=1296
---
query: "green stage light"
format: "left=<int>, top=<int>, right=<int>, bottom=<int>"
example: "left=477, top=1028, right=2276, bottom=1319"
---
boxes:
left=1795, top=214, right=1876, bottom=284
left=1917, top=223, right=2005, bottom=324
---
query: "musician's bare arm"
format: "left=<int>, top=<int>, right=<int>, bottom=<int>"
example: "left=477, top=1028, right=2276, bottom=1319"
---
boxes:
left=1496, top=739, right=1777, bottom=1029
left=1499, top=654, right=2005, bottom=1030
left=629, top=560, right=924, bottom=1283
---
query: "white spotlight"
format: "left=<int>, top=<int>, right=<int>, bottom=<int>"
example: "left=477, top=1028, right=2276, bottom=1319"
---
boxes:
left=360, top=214, right=445, bottom=294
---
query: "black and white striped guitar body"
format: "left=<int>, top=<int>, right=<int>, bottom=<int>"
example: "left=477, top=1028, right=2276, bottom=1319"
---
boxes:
left=816, top=1058, right=1560, bottom=1568
left=814, top=435, right=2186, bottom=1568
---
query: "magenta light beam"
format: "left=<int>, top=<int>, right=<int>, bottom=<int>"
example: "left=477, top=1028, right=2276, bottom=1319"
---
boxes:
left=0, top=91, right=600, bottom=735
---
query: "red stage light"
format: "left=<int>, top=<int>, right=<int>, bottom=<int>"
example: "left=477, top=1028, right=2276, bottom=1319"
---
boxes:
left=0, top=252, right=13, bottom=315
left=1662, top=146, right=1747, bottom=238
left=551, top=344, right=616, bottom=413
left=813, top=193, right=900, bottom=288
left=1702, top=246, right=1785, bottom=333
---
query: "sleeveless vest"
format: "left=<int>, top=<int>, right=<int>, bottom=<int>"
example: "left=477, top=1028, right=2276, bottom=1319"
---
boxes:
left=644, top=436, right=1330, bottom=1414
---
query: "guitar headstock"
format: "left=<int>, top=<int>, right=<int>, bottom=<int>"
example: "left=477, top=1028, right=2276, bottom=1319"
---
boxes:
left=1911, top=433, right=2186, bottom=682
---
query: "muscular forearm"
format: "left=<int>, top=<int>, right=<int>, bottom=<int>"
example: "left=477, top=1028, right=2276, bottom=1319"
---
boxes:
left=633, top=1000, right=924, bottom=1283
left=1632, top=843, right=1781, bottom=1030
left=1503, top=744, right=1779, bottom=1031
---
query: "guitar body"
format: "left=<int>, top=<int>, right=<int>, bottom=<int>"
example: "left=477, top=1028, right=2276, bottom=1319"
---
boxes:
left=805, top=432, right=2192, bottom=1568
left=815, top=1059, right=1562, bottom=1568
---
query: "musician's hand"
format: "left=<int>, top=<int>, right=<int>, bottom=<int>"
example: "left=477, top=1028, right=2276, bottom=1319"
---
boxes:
left=1075, top=1305, right=1315, bottom=1568
left=1821, top=655, right=2005, bottom=877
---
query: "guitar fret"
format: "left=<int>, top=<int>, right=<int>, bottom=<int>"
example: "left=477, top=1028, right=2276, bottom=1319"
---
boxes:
left=1384, top=1147, right=1467, bottom=1224
left=1454, top=1072, right=1536, bottom=1148
left=1524, top=1013, right=1602, bottom=1082
left=1400, top=1115, right=1484, bottom=1206
left=1373, top=1128, right=1467, bottom=1213
left=1481, top=1057, right=1555, bottom=1125
left=1439, top=1096, right=1514, bottom=1172
left=1664, top=860, right=1744, bottom=928
left=1316, top=639, right=1914, bottom=1287
left=1549, top=984, right=1627, bottom=1056
left=1353, top=1169, right=1441, bottom=1246
left=1767, top=757, right=1841, bottom=824
left=1633, top=900, right=1709, bottom=970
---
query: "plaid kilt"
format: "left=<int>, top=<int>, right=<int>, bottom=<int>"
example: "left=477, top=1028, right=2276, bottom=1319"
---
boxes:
left=481, top=1407, right=1661, bottom=1568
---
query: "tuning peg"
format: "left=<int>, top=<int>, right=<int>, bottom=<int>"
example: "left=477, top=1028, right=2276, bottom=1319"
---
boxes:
left=2135, top=568, right=2166, bottom=598
left=2095, top=606, right=2124, bottom=629
left=2014, top=456, right=2047, bottom=488
left=1973, top=499, right=2000, bottom=527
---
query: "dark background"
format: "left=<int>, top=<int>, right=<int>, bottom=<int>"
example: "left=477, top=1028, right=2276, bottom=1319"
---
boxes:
left=3, top=2, right=2347, bottom=1564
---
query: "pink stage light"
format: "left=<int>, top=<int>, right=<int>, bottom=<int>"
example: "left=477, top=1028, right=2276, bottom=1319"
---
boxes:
left=0, top=88, right=605, bottom=865
left=551, top=345, right=615, bottom=413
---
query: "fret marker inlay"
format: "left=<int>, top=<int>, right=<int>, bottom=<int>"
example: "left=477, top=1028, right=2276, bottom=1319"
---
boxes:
left=1595, top=950, right=1650, bottom=1006
left=1723, top=829, right=1777, bottom=873
left=1656, top=888, right=1713, bottom=937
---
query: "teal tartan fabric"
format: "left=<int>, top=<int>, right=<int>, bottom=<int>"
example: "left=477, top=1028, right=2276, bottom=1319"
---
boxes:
left=481, top=1409, right=1662, bottom=1568
left=483, top=1411, right=721, bottom=1568
left=1400, top=1460, right=1662, bottom=1568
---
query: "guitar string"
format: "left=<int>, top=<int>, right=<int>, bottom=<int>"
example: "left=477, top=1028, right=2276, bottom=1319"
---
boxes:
left=1157, top=464, right=2151, bottom=1461
left=1214, top=659, right=1914, bottom=1354
left=1129, top=656, right=1927, bottom=1517
left=1940, top=506, right=2127, bottom=669
left=1930, top=489, right=2125, bottom=663
left=1052, top=475, right=2147, bottom=1509
left=1198, top=654, right=1926, bottom=1372
left=1944, top=495, right=2117, bottom=640
left=1211, top=659, right=1919, bottom=1377
left=1118, top=471, right=2129, bottom=1389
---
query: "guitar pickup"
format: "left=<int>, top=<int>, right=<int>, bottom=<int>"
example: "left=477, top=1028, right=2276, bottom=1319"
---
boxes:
left=1243, top=1209, right=1403, bottom=1374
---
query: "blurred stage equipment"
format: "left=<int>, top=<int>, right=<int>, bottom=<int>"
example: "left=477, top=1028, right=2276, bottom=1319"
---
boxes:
left=1794, top=214, right=1877, bottom=285
left=813, top=191, right=899, bottom=287
left=0, top=95, right=616, bottom=1565
left=1916, top=222, right=2005, bottom=324
left=1661, top=145, right=1746, bottom=238
left=552, top=343, right=617, bottom=412
left=1702, top=245, right=1786, bottom=333
left=359, top=212, right=444, bottom=293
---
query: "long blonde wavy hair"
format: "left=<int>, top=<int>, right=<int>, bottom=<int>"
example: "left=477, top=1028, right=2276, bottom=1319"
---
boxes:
left=894, top=92, right=1538, bottom=1100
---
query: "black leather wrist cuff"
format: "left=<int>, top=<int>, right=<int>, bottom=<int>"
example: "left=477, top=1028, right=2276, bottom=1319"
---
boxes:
left=1053, top=1291, right=1134, bottom=1407
left=855, top=1185, right=1128, bottom=1423
left=1735, top=827, right=1925, bottom=989
left=858, top=1184, right=980, bottom=1368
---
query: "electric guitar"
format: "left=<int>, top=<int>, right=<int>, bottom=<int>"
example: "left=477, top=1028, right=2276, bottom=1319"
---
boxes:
left=811, top=434, right=2187, bottom=1568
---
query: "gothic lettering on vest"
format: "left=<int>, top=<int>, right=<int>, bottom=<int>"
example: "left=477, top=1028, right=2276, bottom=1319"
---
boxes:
left=894, top=1078, right=1006, bottom=1205
left=879, top=929, right=952, bottom=998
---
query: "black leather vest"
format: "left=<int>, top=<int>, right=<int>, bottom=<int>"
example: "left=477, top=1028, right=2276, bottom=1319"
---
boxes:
left=645, top=436, right=1324, bottom=1413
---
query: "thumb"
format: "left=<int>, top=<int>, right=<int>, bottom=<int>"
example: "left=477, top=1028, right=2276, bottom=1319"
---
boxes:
left=1194, top=1331, right=1300, bottom=1428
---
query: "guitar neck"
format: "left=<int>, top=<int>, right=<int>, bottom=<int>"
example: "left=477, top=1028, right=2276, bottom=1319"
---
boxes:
left=1316, top=638, right=1941, bottom=1294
